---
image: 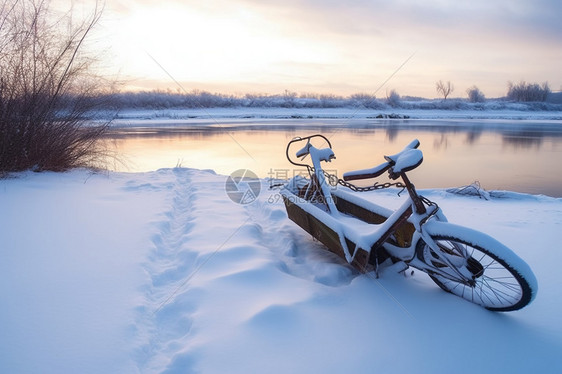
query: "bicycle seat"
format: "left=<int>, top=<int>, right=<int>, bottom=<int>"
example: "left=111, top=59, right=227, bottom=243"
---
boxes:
left=387, top=148, right=423, bottom=175
left=384, top=139, right=420, bottom=163
left=385, top=139, right=423, bottom=176
left=343, top=139, right=421, bottom=181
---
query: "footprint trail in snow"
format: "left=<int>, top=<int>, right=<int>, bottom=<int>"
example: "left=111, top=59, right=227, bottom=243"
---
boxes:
left=134, top=169, right=358, bottom=373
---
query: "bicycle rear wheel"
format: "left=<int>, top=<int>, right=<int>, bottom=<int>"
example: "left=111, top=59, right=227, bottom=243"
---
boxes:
left=418, top=223, right=537, bottom=311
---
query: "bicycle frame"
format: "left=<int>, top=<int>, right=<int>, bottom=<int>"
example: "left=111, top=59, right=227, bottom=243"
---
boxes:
left=283, top=135, right=537, bottom=311
left=284, top=136, right=476, bottom=283
left=382, top=198, right=474, bottom=283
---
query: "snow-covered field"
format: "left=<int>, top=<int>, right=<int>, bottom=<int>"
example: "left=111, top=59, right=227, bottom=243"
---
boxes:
left=1, top=167, right=561, bottom=373
left=104, top=103, right=562, bottom=125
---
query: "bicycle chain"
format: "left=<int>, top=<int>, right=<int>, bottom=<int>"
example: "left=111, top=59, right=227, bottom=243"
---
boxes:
left=321, top=170, right=405, bottom=192
left=326, top=171, right=440, bottom=223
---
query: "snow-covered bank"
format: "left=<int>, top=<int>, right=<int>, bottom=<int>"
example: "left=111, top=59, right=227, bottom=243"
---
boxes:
left=1, top=168, right=562, bottom=373
left=104, top=106, right=562, bottom=126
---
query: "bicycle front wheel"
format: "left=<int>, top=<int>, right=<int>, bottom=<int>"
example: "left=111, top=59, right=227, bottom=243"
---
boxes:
left=418, top=223, right=537, bottom=312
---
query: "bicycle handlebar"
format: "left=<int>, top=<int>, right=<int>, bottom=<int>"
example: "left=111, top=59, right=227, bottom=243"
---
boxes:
left=286, top=134, right=332, bottom=167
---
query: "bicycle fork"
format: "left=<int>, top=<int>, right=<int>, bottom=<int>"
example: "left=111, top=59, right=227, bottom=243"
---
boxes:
left=382, top=202, right=474, bottom=284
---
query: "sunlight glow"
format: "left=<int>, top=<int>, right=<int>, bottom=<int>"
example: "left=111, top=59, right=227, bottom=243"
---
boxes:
left=100, top=0, right=562, bottom=97
left=107, top=3, right=340, bottom=92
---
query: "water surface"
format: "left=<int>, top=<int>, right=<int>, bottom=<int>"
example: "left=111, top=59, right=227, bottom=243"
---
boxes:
left=105, top=119, right=562, bottom=197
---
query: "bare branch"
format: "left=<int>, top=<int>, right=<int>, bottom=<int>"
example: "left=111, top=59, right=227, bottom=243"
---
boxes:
left=436, top=80, right=454, bottom=100
left=0, top=0, right=111, bottom=174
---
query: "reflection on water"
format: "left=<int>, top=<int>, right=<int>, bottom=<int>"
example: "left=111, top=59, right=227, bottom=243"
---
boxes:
left=105, top=119, right=562, bottom=197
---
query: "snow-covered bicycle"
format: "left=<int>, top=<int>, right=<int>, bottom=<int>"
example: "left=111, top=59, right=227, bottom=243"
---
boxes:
left=281, top=134, right=537, bottom=311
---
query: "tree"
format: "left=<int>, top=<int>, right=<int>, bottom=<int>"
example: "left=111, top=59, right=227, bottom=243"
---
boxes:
left=436, top=80, right=454, bottom=100
left=506, top=81, right=551, bottom=102
left=386, top=89, right=401, bottom=107
left=0, top=0, right=110, bottom=174
left=466, top=86, right=485, bottom=103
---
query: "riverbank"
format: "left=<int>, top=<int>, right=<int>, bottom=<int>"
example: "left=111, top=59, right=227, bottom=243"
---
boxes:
left=98, top=105, right=562, bottom=126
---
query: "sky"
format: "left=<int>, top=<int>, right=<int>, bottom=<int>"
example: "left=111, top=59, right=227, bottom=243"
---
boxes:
left=88, top=0, right=561, bottom=98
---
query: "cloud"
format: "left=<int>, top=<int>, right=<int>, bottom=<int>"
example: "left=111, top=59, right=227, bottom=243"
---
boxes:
left=237, top=0, right=562, bottom=44
left=103, top=0, right=561, bottom=97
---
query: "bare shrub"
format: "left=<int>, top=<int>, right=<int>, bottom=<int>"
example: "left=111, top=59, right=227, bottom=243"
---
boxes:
left=349, top=93, right=384, bottom=109
left=507, top=81, right=551, bottom=102
left=436, top=80, right=454, bottom=100
left=386, top=89, right=401, bottom=107
left=281, top=89, right=298, bottom=107
left=0, top=0, right=110, bottom=174
left=466, top=86, right=486, bottom=103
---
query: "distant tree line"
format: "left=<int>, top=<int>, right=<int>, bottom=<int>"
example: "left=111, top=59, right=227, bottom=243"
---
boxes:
left=103, top=80, right=558, bottom=111
left=105, top=90, right=388, bottom=109
left=436, top=80, right=551, bottom=103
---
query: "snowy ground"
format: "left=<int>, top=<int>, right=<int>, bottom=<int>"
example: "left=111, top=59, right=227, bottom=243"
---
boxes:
left=106, top=105, right=562, bottom=125
left=1, top=168, right=561, bottom=373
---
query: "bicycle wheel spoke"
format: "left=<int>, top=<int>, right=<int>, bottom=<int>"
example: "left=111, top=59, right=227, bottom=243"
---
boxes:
left=480, top=277, right=518, bottom=304
left=427, top=236, right=530, bottom=311
left=481, top=276, right=522, bottom=293
left=477, top=281, right=496, bottom=305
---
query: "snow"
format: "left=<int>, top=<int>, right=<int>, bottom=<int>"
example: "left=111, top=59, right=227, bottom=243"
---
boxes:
left=389, top=149, right=423, bottom=174
left=104, top=104, right=562, bottom=126
left=1, top=167, right=561, bottom=373
left=342, top=161, right=389, bottom=180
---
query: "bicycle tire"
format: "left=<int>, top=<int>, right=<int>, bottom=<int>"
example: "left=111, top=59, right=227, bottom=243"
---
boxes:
left=417, top=223, right=537, bottom=311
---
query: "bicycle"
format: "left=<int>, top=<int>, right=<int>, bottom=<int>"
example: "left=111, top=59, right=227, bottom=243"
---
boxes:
left=280, top=134, right=537, bottom=311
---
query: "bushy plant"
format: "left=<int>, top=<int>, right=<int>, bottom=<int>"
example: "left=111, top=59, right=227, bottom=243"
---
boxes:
left=507, top=81, right=551, bottom=102
left=281, top=90, right=298, bottom=107
left=386, top=89, right=401, bottom=107
left=349, top=93, right=383, bottom=108
left=0, top=0, right=109, bottom=174
left=466, top=86, right=486, bottom=103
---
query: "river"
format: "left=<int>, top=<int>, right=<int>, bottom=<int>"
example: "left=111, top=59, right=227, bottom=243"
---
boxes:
left=105, top=118, right=562, bottom=197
